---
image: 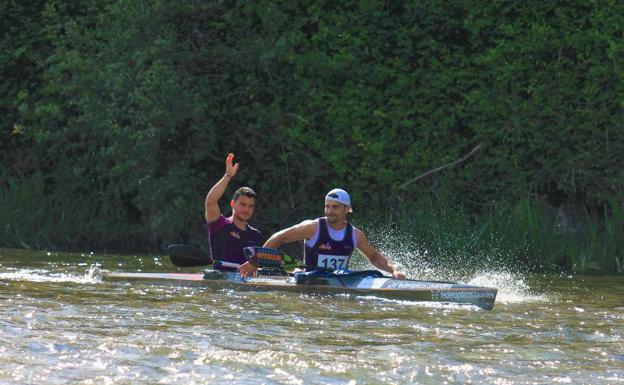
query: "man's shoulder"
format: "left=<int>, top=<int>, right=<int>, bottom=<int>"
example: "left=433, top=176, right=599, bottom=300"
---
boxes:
left=352, top=226, right=364, bottom=239
left=296, top=218, right=320, bottom=232
left=207, top=214, right=230, bottom=233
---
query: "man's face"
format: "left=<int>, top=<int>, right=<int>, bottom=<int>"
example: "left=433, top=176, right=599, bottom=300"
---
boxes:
left=231, top=195, right=255, bottom=222
left=324, top=200, right=349, bottom=224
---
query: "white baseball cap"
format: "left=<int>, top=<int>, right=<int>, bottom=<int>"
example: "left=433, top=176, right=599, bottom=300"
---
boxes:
left=325, top=188, right=352, bottom=212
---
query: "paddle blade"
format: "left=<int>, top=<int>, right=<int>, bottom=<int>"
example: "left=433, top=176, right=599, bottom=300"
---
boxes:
left=168, top=244, right=213, bottom=267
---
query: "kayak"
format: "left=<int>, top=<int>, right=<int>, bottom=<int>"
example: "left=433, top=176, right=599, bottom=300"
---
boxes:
left=102, top=269, right=498, bottom=310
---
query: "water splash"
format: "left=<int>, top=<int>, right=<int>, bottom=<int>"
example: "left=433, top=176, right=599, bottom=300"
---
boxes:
left=356, top=224, right=548, bottom=304
left=467, top=270, right=548, bottom=304
left=0, top=264, right=101, bottom=284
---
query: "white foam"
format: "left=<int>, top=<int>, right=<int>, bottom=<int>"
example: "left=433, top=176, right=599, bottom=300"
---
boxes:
left=467, top=270, right=548, bottom=304
left=0, top=265, right=101, bottom=284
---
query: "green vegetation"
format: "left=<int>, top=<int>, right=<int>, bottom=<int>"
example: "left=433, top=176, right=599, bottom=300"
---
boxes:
left=1, top=1, right=622, bottom=273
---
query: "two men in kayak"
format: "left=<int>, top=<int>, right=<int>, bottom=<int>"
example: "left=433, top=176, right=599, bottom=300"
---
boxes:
left=239, top=188, right=406, bottom=279
left=205, top=153, right=261, bottom=271
left=205, top=153, right=405, bottom=279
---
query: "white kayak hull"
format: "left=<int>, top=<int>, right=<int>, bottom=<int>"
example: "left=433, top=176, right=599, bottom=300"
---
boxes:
left=102, top=270, right=497, bottom=310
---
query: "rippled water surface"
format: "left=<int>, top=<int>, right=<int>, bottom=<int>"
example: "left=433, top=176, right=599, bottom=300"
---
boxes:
left=1, top=248, right=623, bottom=384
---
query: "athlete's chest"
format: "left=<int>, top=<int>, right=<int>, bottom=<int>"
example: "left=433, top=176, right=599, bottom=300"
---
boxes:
left=226, top=228, right=257, bottom=246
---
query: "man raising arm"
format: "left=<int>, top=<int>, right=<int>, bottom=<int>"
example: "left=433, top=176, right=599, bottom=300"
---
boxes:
left=206, top=153, right=261, bottom=271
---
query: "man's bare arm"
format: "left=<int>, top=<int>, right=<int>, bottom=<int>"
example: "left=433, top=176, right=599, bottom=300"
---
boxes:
left=205, top=153, right=239, bottom=222
left=263, top=220, right=317, bottom=248
left=239, top=220, right=317, bottom=278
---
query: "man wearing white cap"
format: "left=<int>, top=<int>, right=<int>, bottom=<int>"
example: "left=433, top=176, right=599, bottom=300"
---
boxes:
left=239, top=188, right=405, bottom=279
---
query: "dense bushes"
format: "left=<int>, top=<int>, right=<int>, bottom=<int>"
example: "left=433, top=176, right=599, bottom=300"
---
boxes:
left=1, top=1, right=622, bottom=272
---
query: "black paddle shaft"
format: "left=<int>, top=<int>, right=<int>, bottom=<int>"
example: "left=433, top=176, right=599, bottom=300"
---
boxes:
left=168, top=244, right=213, bottom=267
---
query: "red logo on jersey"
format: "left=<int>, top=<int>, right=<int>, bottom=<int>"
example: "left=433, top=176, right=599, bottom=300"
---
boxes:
left=318, top=243, right=332, bottom=250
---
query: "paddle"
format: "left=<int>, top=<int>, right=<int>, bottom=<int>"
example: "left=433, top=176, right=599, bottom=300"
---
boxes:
left=168, top=244, right=243, bottom=269
left=168, top=244, right=327, bottom=273
left=168, top=245, right=294, bottom=269
left=168, top=244, right=213, bottom=267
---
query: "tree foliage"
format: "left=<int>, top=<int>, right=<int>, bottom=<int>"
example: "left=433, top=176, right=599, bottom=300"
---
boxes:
left=1, top=1, right=622, bottom=268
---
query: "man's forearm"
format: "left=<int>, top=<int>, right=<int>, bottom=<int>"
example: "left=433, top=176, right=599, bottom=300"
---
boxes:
left=205, top=174, right=231, bottom=206
left=369, top=251, right=399, bottom=275
left=263, top=232, right=285, bottom=249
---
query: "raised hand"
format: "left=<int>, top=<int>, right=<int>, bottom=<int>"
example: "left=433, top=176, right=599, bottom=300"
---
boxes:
left=225, top=153, right=239, bottom=178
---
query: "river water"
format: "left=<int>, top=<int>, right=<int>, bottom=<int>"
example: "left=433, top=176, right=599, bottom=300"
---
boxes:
left=0, top=248, right=622, bottom=385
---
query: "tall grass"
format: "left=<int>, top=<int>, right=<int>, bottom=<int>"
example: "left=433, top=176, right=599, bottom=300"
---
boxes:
left=586, top=197, right=624, bottom=273
left=1, top=173, right=50, bottom=249
left=0, top=173, right=140, bottom=251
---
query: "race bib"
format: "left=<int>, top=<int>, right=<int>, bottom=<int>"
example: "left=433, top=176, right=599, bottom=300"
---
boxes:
left=317, top=254, right=349, bottom=270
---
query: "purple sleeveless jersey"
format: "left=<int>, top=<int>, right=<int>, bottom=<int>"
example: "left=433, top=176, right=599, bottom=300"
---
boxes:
left=207, top=215, right=262, bottom=271
left=304, top=217, right=355, bottom=270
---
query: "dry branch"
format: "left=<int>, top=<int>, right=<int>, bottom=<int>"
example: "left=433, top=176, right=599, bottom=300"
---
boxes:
left=398, top=144, right=483, bottom=189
